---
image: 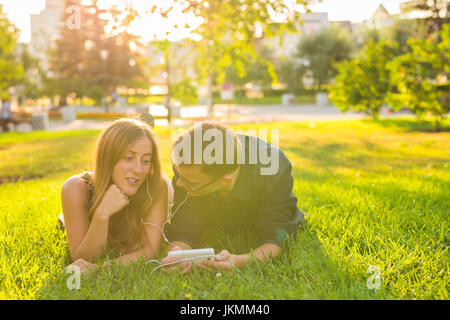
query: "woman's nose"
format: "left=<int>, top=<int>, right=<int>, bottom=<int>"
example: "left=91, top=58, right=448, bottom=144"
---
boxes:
left=133, top=161, right=144, bottom=174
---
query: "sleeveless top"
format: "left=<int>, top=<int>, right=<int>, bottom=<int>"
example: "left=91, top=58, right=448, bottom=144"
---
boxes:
left=79, top=172, right=143, bottom=252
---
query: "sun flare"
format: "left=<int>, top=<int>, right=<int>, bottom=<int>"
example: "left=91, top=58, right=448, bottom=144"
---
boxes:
left=88, top=0, right=204, bottom=42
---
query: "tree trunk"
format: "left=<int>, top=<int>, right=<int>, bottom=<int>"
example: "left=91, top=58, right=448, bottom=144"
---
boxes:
left=371, top=106, right=380, bottom=120
left=434, top=117, right=441, bottom=132
left=59, top=95, right=67, bottom=108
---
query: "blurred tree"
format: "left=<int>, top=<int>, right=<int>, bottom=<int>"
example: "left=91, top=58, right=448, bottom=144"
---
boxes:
left=46, top=0, right=87, bottom=106
left=224, top=45, right=277, bottom=92
left=47, top=0, right=147, bottom=107
left=172, top=79, right=198, bottom=105
left=158, top=0, right=310, bottom=118
left=381, top=19, right=428, bottom=54
left=329, top=41, right=398, bottom=119
left=275, top=58, right=306, bottom=94
left=295, top=26, right=354, bottom=91
left=0, top=5, right=25, bottom=97
left=106, top=3, right=149, bottom=92
left=387, top=25, right=450, bottom=131
left=17, top=43, right=43, bottom=103
left=361, top=27, right=381, bottom=45
left=400, top=0, right=450, bottom=34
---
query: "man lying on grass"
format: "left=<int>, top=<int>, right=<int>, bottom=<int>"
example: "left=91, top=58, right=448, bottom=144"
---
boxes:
left=60, top=115, right=173, bottom=273
left=160, top=122, right=306, bottom=274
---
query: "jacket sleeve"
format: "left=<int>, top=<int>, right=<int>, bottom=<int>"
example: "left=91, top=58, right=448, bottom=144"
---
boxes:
left=255, top=161, right=304, bottom=248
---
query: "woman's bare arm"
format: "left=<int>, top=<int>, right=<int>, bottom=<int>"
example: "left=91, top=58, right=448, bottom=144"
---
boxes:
left=103, top=178, right=170, bottom=266
left=61, top=175, right=109, bottom=261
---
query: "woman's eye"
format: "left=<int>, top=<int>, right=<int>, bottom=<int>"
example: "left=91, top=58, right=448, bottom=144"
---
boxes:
left=125, top=156, right=133, bottom=161
left=143, top=159, right=151, bottom=165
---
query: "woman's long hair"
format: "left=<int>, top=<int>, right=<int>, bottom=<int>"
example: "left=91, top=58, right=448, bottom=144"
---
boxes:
left=87, top=117, right=166, bottom=253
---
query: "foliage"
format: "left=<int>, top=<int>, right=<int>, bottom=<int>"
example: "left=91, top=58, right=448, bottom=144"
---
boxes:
left=45, top=0, right=86, bottom=105
left=84, top=85, right=105, bottom=106
left=387, top=24, right=450, bottom=131
left=0, top=5, right=24, bottom=95
left=46, top=0, right=147, bottom=106
left=161, top=0, right=310, bottom=116
left=400, top=0, right=450, bottom=33
left=357, top=19, right=428, bottom=54
left=275, top=58, right=306, bottom=94
left=329, top=41, right=398, bottom=118
left=17, top=44, right=43, bottom=101
left=171, top=79, right=198, bottom=105
left=380, top=19, right=429, bottom=54
left=223, top=45, right=277, bottom=89
left=295, top=26, right=354, bottom=91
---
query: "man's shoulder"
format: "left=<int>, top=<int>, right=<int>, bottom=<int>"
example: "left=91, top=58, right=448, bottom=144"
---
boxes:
left=237, top=134, right=291, bottom=177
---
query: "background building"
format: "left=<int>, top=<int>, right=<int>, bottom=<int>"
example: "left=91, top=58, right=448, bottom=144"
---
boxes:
left=29, top=0, right=64, bottom=71
left=365, top=3, right=394, bottom=29
left=266, top=12, right=330, bottom=59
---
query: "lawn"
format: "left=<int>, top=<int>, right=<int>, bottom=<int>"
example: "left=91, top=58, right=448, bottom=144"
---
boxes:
left=0, top=118, right=448, bottom=300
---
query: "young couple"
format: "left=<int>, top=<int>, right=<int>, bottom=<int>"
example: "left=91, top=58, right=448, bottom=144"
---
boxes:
left=61, top=115, right=305, bottom=275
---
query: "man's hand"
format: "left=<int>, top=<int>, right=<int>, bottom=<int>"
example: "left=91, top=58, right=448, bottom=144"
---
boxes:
left=161, top=246, right=194, bottom=274
left=198, top=250, right=237, bottom=275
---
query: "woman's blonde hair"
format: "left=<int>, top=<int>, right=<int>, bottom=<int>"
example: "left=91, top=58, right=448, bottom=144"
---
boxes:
left=87, top=117, right=166, bottom=252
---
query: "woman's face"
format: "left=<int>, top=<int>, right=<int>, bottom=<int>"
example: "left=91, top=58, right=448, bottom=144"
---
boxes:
left=112, top=136, right=153, bottom=196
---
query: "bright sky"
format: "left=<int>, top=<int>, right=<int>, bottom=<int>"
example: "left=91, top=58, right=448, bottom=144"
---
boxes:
left=0, top=0, right=410, bottom=43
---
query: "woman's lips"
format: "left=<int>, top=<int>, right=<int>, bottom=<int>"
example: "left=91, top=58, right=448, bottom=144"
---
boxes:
left=126, top=177, right=139, bottom=186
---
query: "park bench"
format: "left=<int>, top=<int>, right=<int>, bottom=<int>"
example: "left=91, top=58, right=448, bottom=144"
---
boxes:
left=0, top=116, right=31, bottom=132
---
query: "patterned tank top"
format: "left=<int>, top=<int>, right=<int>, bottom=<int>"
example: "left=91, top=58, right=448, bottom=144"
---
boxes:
left=79, top=172, right=94, bottom=208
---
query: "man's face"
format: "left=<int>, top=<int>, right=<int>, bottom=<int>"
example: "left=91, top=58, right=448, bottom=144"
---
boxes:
left=173, top=165, right=225, bottom=197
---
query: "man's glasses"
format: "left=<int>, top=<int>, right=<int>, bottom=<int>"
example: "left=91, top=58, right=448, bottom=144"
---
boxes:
left=173, top=166, right=222, bottom=192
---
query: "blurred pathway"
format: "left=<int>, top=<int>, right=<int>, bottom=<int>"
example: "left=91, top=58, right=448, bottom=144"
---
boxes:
left=12, top=104, right=413, bottom=132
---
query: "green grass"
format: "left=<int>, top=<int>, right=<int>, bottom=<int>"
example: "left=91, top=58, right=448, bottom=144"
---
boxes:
left=0, top=118, right=448, bottom=299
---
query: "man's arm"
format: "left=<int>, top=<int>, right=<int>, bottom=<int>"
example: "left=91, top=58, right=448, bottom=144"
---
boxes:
left=198, top=243, right=281, bottom=274
left=231, top=243, right=281, bottom=268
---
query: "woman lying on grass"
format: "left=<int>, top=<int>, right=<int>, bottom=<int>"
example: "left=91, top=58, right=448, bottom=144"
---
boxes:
left=60, top=115, right=173, bottom=273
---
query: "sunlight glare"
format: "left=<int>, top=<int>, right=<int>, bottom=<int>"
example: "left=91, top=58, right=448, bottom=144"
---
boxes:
left=96, top=0, right=203, bottom=42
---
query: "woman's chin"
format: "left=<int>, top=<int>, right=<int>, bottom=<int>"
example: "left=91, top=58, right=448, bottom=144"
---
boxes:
left=122, top=186, right=138, bottom=196
left=130, top=190, right=140, bottom=197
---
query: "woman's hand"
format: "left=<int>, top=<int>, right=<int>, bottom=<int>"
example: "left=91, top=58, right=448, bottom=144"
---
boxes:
left=161, top=246, right=194, bottom=274
left=94, top=184, right=129, bottom=220
left=65, top=258, right=99, bottom=274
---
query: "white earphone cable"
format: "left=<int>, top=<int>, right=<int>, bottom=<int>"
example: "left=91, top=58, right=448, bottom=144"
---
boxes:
left=141, top=179, right=190, bottom=247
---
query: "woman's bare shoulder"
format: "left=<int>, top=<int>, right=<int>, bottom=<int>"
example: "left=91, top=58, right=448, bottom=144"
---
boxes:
left=61, top=173, right=93, bottom=200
